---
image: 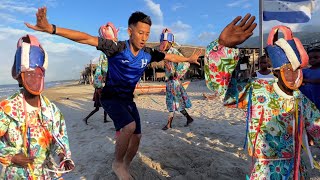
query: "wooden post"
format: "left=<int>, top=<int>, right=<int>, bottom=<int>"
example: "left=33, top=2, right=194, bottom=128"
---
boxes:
left=153, top=68, right=156, bottom=81
left=200, top=57, right=204, bottom=78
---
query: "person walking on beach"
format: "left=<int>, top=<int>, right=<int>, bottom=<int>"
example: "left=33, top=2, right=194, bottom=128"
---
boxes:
left=252, top=55, right=274, bottom=80
left=83, top=87, right=110, bottom=125
left=158, top=28, right=193, bottom=130
left=83, top=22, right=119, bottom=125
left=205, top=14, right=320, bottom=179
left=0, top=34, right=74, bottom=179
left=25, top=7, right=201, bottom=180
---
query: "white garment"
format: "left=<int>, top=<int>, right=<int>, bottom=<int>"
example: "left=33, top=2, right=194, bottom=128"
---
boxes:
left=256, top=71, right=274, bottom=80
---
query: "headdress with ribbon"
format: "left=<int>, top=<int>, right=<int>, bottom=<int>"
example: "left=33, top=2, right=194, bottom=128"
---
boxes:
left=159, top=28, right=175, bottom=52
left=98, top=22, right=119, bottom=40
left=265, top=25, right=309, bottom=71
left=12, top=34, right=48, bottom=79
left=265, top=25, right=309, bottom=90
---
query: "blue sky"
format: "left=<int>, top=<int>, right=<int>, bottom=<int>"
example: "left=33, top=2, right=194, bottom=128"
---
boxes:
left=0, top=0, right=319, bottom=85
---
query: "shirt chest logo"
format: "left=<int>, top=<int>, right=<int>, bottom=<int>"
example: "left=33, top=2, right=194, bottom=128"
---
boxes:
left=121, top=59, right=130, bottom=63
left=141, top=59, right=148, bottom=68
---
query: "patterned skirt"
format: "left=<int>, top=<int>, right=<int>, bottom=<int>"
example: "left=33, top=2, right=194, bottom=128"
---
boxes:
left=166, top=79, right=191, bottom=112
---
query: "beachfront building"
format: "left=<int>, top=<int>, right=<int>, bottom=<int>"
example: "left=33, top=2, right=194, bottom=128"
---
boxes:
left=238, top=48, right=260, bottom=80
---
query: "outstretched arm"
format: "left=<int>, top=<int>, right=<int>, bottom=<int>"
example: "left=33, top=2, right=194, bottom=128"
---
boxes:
left=205, top=14, right=256, bottom=108
left=25, top=7, right=98, bottom=46
left=164, top=49, right=202, bottom=65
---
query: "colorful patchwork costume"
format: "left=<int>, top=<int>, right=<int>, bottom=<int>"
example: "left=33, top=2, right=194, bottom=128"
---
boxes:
left=0, top=34, right=73, bottom=179
left=159, top=28, right=193, bottom=130
left=205, top=36, right=320, bottom=179
left=0, top=92, right=72, bottom=179
left=164, top=47, right=192, bottom=112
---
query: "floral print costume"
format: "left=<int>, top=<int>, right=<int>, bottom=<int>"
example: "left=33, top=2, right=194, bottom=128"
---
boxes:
left=0, top=91, right=73, bottom=179
left=165, top=47, right=192, bottom=112
left=205, top=40, right=320, bottom=179
left=93, top=53, right=108, bottom=89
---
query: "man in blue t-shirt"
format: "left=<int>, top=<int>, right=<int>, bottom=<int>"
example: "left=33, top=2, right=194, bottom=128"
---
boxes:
left=300, top=48, right=320, bottom=110
left=26, top=7, right=202, bottom=180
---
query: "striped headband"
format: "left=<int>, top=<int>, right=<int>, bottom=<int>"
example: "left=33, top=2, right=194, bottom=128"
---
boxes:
left=266, top=25, right=308, bottom=71
left=12, top=34, right=48, bottom=79
left=160, top=28, right=174, bottom=43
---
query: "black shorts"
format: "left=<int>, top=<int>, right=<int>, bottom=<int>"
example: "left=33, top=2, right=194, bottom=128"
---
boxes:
left=101, top=99, right=141, bottom=134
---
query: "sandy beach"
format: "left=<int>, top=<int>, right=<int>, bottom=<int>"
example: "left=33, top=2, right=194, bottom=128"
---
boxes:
left=2, top=80, right=320, bottom=179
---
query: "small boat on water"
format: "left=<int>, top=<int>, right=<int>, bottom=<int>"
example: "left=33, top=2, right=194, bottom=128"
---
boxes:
left=134, top=81, right=190, bottom=95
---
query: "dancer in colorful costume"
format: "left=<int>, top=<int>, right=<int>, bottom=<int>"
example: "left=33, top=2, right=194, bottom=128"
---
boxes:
left=205, top=14, right=320, bottom=179
left=159, top=28, right=193, bottom=130
left=25, top=7, right=201, bottom=180
left=0, top=34, right=74, bottom=179
left=83, top=22, right=119, bottom=125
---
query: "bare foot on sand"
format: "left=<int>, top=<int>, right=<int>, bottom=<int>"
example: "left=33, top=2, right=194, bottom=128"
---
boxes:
left=124, top=162, right=135, bottom=180
left=203, top=93, right=216, bottom=100
left=112, top=161, right=132, bottom=180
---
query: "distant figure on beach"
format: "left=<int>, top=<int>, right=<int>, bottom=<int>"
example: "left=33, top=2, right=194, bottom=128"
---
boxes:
left=158, top=28, right=193, bottom=130
left=83, top=88, right=110, bottom=125
left=205, top=14, right=320, bottom=179
left=26, top=7, right=201, bottom=180
left=252, top=55, right=274, bottom=80
left=83, top=22, right=119, bottom=125
left=300, top=47, right=320, bottom=110
left=0, top=34, right=74, bottom=179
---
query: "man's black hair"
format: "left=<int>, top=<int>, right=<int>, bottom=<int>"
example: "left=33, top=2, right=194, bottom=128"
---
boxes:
left=128, top=11, right=152, bottom=27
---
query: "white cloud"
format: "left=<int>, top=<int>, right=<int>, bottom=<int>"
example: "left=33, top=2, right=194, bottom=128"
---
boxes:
left=150, top=24, right=165, bottom=42
left=312, top=0, right=320, bottom=11
left=118, top=26, right=129, bottom=41
left=207, top=24, right=214, bottom=29
left=0, top=27, right=97, bottom=85
left=243, top=3, right=252, bottom=9
left=144, top=0, right=163, bottom=24
left=227, top=0, right=249, bottom=7
left=0, top=1, right=37, bottom=14
left=168, top=21, right=192, bottom=44
left=201, top=14, right=209, bottom=18
left=171, top=20, right=191, bottom=30
left=263, top=21, right=301, bottom=33
left=172, top=3, right=184, bottom=11
left=197, top=32, right=217, bottom=44
left=0, top=13, right=22, bottom=24
left=174, top=31, right=191, bottom=44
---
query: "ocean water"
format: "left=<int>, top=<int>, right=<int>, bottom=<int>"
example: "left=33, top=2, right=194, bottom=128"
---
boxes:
left=0, top=80, right=76, bottom=99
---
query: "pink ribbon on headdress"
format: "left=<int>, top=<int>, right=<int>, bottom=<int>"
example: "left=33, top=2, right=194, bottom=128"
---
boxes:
left=99, top=22, right=119, bottom=40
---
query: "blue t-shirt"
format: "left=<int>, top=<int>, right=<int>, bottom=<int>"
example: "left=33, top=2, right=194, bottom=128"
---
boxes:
left=96, top=38, right=165, bottom=100
left=300, top=68, right=320, bottom=110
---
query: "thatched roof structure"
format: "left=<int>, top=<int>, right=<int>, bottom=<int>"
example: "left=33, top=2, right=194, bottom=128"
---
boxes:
left=146, top=42, right=205, bottom=69
left=81, top=64, right=98, bottom=76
